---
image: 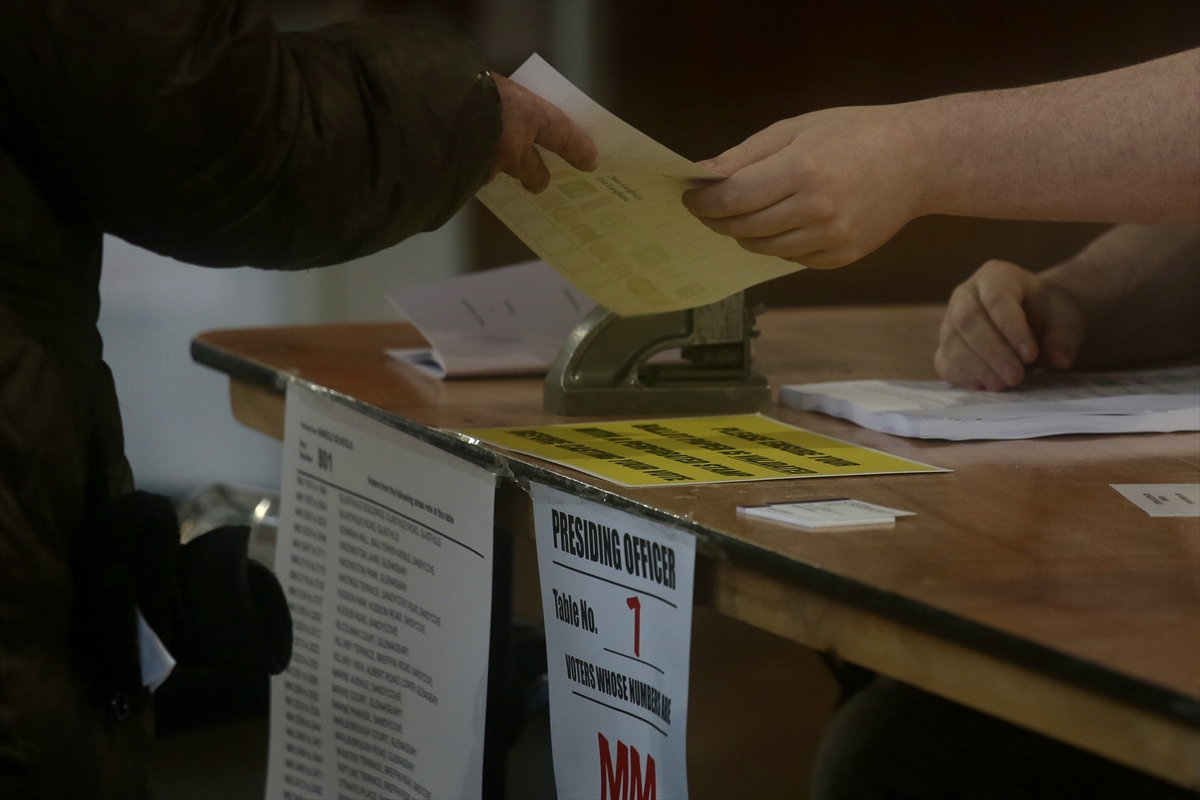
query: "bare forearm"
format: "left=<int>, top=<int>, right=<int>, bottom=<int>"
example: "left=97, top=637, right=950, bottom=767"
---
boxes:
left=911, top=49, right=1200, bottom=223
left=1045, top=223, right=1200, bottom=366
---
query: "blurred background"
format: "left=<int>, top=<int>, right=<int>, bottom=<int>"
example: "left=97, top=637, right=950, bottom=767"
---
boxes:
left=102, top=0, right=1199, bottom=503
left=101, top=0, right=1199, bottom=502
left=120, top=2, right=1197, bottom=797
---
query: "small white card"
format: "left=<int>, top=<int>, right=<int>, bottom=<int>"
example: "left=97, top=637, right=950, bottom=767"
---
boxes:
left=1111, top=484, right=1200, bottom=517
left=739, top=499, right=915, bottom=529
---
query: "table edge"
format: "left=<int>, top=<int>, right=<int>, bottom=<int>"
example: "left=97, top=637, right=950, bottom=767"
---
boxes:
left=192, top=331, right=1200, bottom=728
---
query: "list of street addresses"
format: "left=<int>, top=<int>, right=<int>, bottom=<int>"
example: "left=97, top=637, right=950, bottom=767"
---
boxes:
left=266, top=383, right=497, bottom=800
left=531, top=483, right=696, bottom=800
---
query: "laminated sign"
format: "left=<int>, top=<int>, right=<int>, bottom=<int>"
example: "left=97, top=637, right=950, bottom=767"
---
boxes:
left=531, top=483, right=696, bottom=799
left=463, top=414, right=946, bottom=488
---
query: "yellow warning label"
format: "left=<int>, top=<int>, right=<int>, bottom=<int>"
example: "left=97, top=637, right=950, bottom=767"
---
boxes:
left=459, top=414, right=947, bottom=487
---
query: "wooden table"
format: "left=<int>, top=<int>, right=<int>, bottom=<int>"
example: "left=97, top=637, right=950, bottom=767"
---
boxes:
left=192, top=305, right=1200, bottom=790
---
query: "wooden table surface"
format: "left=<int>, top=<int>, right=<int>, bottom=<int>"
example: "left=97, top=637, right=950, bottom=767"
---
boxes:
left=193, top=305, right=1200, bottom=788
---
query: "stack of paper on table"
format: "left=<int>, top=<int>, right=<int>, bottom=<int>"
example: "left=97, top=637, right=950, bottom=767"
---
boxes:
left=779, top=366, right=1200, bottom=440
left=477, top=54, right=802, bottom=317
left=386, top=260, right=594, bottom=379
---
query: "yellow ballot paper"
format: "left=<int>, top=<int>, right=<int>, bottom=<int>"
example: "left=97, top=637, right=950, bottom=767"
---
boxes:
left=459, top=414, right=947, bottom=487
left=477, top=55, right=802, bottom=317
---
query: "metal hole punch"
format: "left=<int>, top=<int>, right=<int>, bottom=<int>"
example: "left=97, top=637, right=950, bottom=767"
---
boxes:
left=544, top=293, right=770, bottom=416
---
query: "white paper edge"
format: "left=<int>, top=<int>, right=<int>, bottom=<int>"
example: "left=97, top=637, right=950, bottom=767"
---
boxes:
left=385, top=347, right=448, bottom=379
left=137, top=607, right=176, bottom=692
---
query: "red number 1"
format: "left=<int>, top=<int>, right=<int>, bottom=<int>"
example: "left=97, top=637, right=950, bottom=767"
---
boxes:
left=626, top=596, right=641, bottom=657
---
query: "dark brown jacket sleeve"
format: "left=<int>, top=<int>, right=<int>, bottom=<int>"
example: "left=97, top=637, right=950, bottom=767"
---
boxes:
left=0, top=0, right=502, bottom=269
left=0, top=3, right=500, bottom=796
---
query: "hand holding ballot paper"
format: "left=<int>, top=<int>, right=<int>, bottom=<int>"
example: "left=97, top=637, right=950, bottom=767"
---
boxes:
left=478, top=55, right=803, bottom=316
left=490, top=72, right=599, bottom=193
left=682, top=49, right=1198, bottom=268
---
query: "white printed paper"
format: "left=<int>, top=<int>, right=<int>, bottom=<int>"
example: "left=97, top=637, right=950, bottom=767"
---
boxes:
left=530, top=483, right=696, bottom=800
left=781, top=366, right=1200, bottom=440
left=1111, top=484, right=1200, bottom=517
left=137, top=608, right=176, bottom=692
left=739, top=498, right=915, bottom=529
left=478, top=55, right=801, bottom=316
left=386, top=260, right=595, bottom=378
left=266, top=383, right=497, bottom=800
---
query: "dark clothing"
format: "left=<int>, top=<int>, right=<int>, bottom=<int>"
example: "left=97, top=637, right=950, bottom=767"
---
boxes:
left=0, top=1, right=501, bottom=795
left=811, top=678, right=1197, bottom=800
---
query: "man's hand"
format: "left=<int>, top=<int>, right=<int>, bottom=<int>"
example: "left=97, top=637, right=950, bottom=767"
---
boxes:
left=680, top=106, right=929, bottom=269
left=490, top=73, right=598, bottom=193
left=935, top=260, right=1088, bottom=391
left=680, top=49, right=1198, bottom=269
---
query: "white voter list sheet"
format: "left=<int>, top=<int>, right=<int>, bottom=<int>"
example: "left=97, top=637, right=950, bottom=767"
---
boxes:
left=530, top=483, right=697, bottom=800
left=266, top=383, right=497, bottom=800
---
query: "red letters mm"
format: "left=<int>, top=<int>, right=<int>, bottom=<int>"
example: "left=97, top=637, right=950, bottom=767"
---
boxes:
left=599, top=732, right=656, bottom=800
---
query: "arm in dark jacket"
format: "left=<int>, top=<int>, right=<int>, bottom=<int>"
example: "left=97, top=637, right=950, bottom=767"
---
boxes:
left=0, top=0, right=502, bottom=269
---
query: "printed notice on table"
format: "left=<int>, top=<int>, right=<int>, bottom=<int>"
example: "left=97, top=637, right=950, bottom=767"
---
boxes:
left=1111, top=484, right=1200, bottom=517
left=530, top=483, right=696, bottom=800
left=266, top=383, right=497, bottom=800
left=462, top=414, right=946, bottom=488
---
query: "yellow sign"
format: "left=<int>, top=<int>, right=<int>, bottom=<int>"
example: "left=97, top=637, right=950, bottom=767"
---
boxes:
left=459, top=414, right=947, bottom=487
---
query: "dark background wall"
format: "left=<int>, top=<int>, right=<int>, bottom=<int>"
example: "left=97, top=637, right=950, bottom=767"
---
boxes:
left=466, top=0, right=1199, bottom=308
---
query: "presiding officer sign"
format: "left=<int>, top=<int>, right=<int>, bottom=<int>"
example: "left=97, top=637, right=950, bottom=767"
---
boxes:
left=531, top=483, right=696, bottom=800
